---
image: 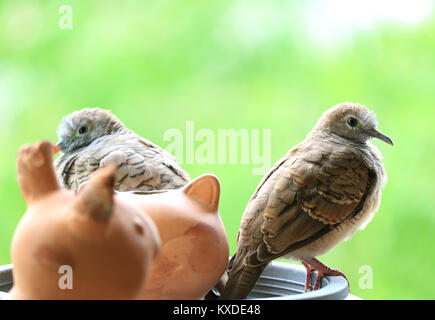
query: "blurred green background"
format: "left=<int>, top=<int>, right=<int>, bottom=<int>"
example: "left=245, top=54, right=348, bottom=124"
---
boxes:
left=1, top=0, right=434, bottom=299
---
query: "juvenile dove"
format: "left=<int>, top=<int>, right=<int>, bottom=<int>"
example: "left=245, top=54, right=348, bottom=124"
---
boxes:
left=54, top=108, right=190, bottom=191
left=220, top=102, right=393, bottom=299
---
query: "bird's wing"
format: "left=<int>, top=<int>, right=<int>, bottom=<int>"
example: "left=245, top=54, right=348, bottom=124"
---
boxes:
left=248, top=154, right=290, bottom=202
left=243, top=144, right=372, bottom=267
left=96, top=135, right=187, bottom=191
left=136, top=136, right=190, bottom=187
left=55, top=134, right=189, bottom=191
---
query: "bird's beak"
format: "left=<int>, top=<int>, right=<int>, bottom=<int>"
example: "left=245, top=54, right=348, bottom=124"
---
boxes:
left=55, top=141, right=65, bottom=153
left=369, top=129, right=394, bottom=146
left=52, top=144, right=60, bottom=154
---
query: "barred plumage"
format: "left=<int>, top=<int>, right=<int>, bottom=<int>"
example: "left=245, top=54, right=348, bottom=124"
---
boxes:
left=220, top=102, right=392, bottom=299
left=54, top=108, right=190, bottom=192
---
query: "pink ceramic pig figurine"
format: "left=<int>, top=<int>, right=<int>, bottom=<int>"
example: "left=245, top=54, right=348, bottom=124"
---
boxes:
left=10, top=142, right=161, bottom=300
left=119, top=174, right=229, bottom=300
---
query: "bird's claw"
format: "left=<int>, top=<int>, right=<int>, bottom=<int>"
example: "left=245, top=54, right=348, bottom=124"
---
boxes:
left=302, top=258, right=350, bottom=293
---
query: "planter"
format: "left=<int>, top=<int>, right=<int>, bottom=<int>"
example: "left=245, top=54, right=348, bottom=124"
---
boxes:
left=0, top=261, right=348, bottom=300
left=247, top=261, right=348, bottom=300
left=0, top=264, right=12, bottom=300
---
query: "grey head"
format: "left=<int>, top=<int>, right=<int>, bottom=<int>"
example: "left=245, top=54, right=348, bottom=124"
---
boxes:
left=56, top=108, right=129, bottom=154
left=312, top=102, right=393, bottom=146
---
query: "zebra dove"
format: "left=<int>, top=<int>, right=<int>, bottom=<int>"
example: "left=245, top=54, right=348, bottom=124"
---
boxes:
left=54, top=108, right=190, bottom=191
left=220, top=102, right=393, bottom=299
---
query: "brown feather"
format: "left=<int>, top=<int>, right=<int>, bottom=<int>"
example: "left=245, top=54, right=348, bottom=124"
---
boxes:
left=220, top=102, right=389, bottom=299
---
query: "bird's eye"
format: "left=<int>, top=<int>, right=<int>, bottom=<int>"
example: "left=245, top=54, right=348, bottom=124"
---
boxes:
left=347, top=117, right=358, bottom=127
left=78, top=126, right=89, bottom=135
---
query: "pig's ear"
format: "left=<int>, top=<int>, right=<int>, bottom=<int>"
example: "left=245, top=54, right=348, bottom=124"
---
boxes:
left=183, top=174, right=220, bottom=212
left=16, top=141, right=60, bottom=205
left=73, top=166, right=116, bottom=222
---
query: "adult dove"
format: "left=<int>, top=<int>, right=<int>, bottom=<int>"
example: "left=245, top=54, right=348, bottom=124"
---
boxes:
left=54, top=108, right=190, bottom=191
left=220, top=102, right=393, bottom=299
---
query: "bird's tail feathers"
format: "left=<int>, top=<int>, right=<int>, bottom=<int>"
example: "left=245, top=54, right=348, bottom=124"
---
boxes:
left=220, top=250, right=266, bottom=300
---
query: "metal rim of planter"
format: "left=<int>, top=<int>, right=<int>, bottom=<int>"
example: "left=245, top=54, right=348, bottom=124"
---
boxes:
left=247, top=261, right=349, bottom=300
left=0, top=264, right=12, bottom=300
left=0, top=261, right=348, bottom=300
